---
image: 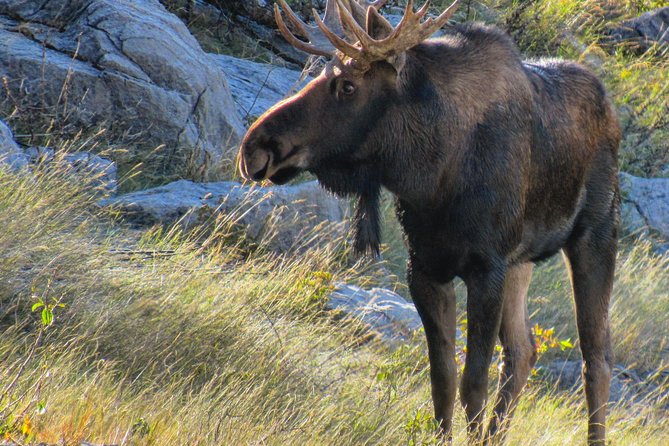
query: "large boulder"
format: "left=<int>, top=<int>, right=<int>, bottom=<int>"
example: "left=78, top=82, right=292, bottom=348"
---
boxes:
left=620, top=172, right=669, bottom=243
left=0, top=0, right=244, bottom=180
left=100, top=180, right=349, bottom=253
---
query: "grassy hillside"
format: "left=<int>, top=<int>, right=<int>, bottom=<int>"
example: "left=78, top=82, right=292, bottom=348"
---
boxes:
left=0, top=0, right=667, bottom=444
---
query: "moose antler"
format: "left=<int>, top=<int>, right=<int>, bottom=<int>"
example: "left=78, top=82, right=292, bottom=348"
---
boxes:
left=346, top=0, right=388, bottom=25
left=344, top=0, right=458, bottom=60
left=276, top=0, right=459, bottom=67
left=274, top=0, right=344, bottom=57
left=274, top=0, right=387, bottom=58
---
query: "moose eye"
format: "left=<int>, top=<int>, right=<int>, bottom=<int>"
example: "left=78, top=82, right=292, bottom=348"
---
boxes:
left=341, top=80, right=356, bottom=95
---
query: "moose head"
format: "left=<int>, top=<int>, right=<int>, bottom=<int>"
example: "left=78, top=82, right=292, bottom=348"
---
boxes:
left=238, top=0, right=459, bottom=255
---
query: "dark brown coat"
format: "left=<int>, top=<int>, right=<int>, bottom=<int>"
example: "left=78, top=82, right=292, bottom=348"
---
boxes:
left=239, top=14, right=620, bottom=445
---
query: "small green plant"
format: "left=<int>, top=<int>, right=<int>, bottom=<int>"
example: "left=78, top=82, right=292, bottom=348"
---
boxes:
left=404, top=407, right=440, bottom=446
left=296, top=270, right=335, bottom=308
left=31, top=296, right=66, bottom=328
left=532, top=323, right=574, bottom=354
left=455, top=318, right=573, bottom=372
left=131, top=417, right=151, bottom=437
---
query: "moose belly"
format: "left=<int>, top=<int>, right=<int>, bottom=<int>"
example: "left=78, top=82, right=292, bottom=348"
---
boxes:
left=510, top=188, right=586, bottom=264
left=410, top=219, right=576, bottom=283
left=401, top=182, right=586, bottom=281
left=510, top=222, right=574, bottom=263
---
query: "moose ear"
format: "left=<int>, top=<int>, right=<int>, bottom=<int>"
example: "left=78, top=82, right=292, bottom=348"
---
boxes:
left=366, top=7, right=406, bottom=73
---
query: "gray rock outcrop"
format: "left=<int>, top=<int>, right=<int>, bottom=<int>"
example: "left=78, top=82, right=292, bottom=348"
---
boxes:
left=100, top=180, right=349, bottom=253
left=620, top=172, right=669, bottom=243
left=326, top=284, right=467, bottom=345
left=0, top=0, right=244, bottom=179
left=0, top=119, right=28, bottom=169
left=606, top=7, right=669, bottom=53
left=327, top=284, right=424, bottom=343
left=213, top=54, right=309, bottom=124
left=1, top=119, right=117, bottom=191
left=24, top=147, right=117, bottom=194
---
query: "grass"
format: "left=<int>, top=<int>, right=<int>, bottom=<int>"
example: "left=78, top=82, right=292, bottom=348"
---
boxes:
left=0, top=140, right=668, bottom=445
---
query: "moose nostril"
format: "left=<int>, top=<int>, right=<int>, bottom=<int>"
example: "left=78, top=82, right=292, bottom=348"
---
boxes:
left=260, top=137, right=281, bottom=160
left=251, top=153, right=271, bottom=181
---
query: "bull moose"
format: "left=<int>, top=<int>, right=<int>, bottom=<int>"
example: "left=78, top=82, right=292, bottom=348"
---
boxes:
left=238, top=0, right=620, bottom=444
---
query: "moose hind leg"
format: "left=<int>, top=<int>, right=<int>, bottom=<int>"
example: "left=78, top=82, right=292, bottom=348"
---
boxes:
left=409, top=268, right=458, bottom=440
left=486, top=262, right=536, bottom=442
left=564, top=218, right=617, bottom=445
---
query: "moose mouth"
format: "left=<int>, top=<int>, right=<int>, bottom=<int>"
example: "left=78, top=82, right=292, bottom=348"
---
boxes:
left=269, top=166, right=303, bottom=184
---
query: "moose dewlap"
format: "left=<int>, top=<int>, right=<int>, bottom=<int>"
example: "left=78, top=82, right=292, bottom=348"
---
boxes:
left=238, top=1, right=620, bottom=445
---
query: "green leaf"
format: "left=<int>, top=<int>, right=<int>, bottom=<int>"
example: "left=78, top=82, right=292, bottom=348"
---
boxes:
left=41, top=308, right=53, bottom=326
left=31, top=302, right=44, bottom=312
left=36, top=402, right=47, bottom=415
left=559, top=339, right=574, bottom=350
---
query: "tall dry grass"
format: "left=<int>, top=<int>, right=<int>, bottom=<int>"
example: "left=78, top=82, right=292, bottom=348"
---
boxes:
left=0, top=142, right=668, bottom=445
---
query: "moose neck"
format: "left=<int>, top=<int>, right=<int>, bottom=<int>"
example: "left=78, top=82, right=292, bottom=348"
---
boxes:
left=373, top=32, right=522, bottom=207
left=371, top=48, right=464, bottom=207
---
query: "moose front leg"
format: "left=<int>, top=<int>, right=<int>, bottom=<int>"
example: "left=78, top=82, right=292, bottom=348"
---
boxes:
left=408, top=267, right=458, bottom=440
left=460, top=262, right=507, bottom=441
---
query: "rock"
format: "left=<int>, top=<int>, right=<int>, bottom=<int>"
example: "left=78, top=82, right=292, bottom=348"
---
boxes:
left=326, top=284, right=466, bottom=345
left=61, top=152, right=117, bottom=193
left=0, top=119, right=28, bottom=170
left=606, top=7, right=669, bottom=53
left=25, top=148, right=117, bottom=194
left=0, top=119, right=19, bottom=152
left=212, top=55, right=309, bottom=124
left=0, top=0, right=244, bottom=180
left=100, top=180, right=349, bottom=252
left=620, top=172, right=669, bottom=241
left=1, top=119, right=117, bottom=191
left=539, top=360, right=644, bottom=403
left=327, top=284, right=423, bottom=343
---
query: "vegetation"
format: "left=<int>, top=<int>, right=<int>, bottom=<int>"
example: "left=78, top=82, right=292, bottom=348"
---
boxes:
left=0, top=140, right=667, bottom=444
left=0, top=0, right=667, bottom=444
